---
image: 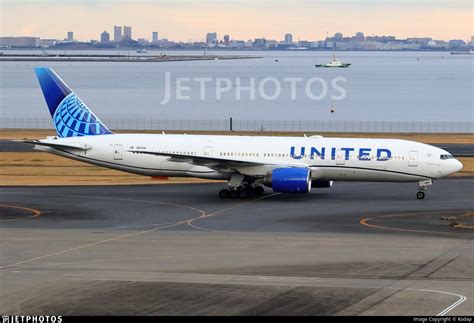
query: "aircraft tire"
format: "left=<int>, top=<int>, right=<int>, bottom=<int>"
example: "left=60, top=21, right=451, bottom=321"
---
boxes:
left=219, top=189, right=230, bottom=199
left=229, top=190, right=239, bottom=199
left=239, top=190, right=249, bottom=199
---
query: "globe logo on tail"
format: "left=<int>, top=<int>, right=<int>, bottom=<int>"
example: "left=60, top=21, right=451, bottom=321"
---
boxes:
left=53, top=93, right=112, bottom=137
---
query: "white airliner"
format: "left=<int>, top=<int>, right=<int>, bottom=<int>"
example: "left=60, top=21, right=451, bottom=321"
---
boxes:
left=27, top=67, right=462, bottom=199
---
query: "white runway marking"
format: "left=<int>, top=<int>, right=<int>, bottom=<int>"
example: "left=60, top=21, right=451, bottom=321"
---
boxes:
left=408, top=288, right=467, bottom=316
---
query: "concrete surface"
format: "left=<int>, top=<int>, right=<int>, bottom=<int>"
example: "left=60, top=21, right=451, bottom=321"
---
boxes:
left=0, top=179, right=473, bottom=315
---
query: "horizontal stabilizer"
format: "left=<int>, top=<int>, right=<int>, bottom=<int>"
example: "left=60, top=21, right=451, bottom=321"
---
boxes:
left=23, top=139, right=92, bottom=151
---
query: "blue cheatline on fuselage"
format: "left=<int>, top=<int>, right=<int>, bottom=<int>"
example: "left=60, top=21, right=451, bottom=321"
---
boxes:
left=34, top=67, right=112, bottom=137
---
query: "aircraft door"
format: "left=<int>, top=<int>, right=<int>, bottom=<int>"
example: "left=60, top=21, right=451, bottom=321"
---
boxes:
left=408, top=151, right=418, bottom=167
left=203, top=146, right=213, bottom=157
left=113, top=144, right=123, bottom=160
left=336, top=149, right=345, bottom=165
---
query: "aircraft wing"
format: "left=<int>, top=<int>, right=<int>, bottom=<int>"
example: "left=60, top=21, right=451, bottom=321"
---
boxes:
left=128, top=150, right=306, bottom=175
left=128, top=149, right=265, bottom=167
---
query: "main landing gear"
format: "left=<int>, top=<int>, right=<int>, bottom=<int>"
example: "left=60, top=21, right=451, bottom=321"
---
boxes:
left=416, top=179, right=432, bottom=199
left=219, top=185, right=264, bottom=199
left=219, top=173, right=264, bottom=199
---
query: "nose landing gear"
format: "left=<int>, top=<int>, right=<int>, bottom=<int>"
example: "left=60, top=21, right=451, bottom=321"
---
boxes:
left=416, top=191, right=425, bottom=199
left=416, top=179, right=432, bottom=199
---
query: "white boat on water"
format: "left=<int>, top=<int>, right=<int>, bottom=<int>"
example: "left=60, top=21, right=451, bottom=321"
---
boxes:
left=315, top=54, right=351, bottom=68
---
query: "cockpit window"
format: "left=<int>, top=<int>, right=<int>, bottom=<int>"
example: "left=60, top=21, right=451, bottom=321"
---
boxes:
left=440, top=154, right=454, bottom=160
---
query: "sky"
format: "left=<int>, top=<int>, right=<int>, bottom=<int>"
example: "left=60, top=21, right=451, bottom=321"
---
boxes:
left=0, top=0, right=472, bottom=42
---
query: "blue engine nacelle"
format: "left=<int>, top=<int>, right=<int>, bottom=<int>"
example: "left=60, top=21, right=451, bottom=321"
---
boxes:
left=264, top=168, right=312, bottom=194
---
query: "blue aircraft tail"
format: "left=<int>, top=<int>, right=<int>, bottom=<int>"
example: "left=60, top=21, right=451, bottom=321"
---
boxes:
left=34, top=67, right=112, bottom=137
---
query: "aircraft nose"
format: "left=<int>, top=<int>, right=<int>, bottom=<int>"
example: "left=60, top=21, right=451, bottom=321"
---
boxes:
left=452, top=159, right=463, bottom=173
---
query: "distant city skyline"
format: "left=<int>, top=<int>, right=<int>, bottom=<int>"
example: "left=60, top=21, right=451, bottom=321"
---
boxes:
left=2, top=28, right=470, bottom=51
left=1, top=0, right=471, bottom=42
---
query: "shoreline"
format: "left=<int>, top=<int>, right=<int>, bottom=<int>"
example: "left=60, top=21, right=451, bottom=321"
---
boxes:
left=0, top=54, right=261, bottom=62
left=1, top=48, right=471, bottom=53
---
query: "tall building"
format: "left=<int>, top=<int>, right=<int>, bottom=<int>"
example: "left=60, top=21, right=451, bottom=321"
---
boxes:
left=123, top=26, right=132, bottom=40
left=284, top=33, right=293, bottom=44
left=113, top=26, right=122, bottom=42
left=100, top=31, right=110, bottom=43
left=355, top=32, right=365, bottom=41
left=334, top=32, right=343, bottom=41
left=206, top=32, right=217, bottom=46
left=223, top=34, right=230, bottom=46
left=67, top=32, right=73, bottom=42
left=152, top=32, right=159, bottom=43
left=253, top=38, right=266, bottom=47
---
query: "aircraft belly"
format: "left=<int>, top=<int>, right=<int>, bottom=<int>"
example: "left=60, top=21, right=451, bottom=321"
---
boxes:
left=311, top=166, right=426, bottom=182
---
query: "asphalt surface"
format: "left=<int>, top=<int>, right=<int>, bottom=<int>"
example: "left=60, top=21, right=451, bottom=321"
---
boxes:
left=1, top=139, right=473, bottom=157
left=0, top=179, right=473, bottom=315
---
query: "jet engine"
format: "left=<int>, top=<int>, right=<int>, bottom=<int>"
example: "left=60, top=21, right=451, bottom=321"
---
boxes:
left=264, top=168, right=311, bottom=194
